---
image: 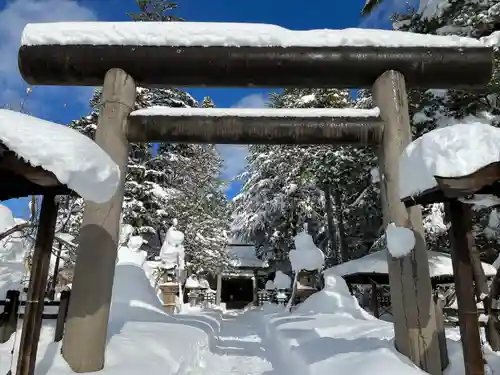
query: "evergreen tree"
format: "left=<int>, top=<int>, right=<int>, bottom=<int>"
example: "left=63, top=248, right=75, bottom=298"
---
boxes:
left=392, top=0, right=500, bottom=261
left=127, top=0, right=183, bottom=22
left=60, top=0, right=230, bottom=275
left=232, top=89, right=381, bottom=271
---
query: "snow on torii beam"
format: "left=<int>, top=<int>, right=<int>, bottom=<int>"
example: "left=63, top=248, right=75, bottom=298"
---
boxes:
left=127, top=107, right=384, bottom=145
left=18, top=22, right=493, bottom=88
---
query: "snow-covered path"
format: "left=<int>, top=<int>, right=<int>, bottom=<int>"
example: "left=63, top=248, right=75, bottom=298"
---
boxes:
left=188, top=309, right=291, bottom=375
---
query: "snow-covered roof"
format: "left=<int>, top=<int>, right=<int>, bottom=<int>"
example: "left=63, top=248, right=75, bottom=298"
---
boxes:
left=131, top=107, right=380, bottom=118
left=227, top=244, right=268, bottom=269
left=21, top=22, right=484, bottom=48
left=0, top=110, right=120, bottom=204
left=328, top=250, right=497, bottom=279
left=399, top=122, right=500, bottom=199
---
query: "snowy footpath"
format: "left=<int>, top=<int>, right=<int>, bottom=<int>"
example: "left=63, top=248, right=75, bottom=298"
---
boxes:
left=0, top=247, right=297, bottom=375
left=185, top=308, right=298, bottom=375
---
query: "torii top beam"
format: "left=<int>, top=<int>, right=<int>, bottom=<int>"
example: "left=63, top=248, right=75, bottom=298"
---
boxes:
left=18, top=22, right=493, bottom=89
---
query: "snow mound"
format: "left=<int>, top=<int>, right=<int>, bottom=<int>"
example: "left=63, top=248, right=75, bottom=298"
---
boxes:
left=0, top=109, right=120, bottom=204
left=399, top=122, right=500, bottom=199
left=329, top=250, right=497, bottom=278
left=22, top=22, right=483, bottom=48
left=386, top=223, right=415, bottom=258
left=112, top=246, right=166, bottom=321
left=294, top=272, right=373, bottom=320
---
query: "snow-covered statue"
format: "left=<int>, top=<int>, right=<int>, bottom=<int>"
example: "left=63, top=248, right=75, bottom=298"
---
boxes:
left=158, top=219, right=185, bottom=312
left=159, top=219, right=185, bottom=271
left=286, top=223, right=325, bottom=310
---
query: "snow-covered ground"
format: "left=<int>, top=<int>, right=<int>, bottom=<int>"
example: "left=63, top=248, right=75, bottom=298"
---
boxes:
left=1, top=244, right=499, bottom=375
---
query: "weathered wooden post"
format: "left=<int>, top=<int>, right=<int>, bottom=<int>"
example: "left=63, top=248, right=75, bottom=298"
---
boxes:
left=445, top=201, right=485, bottom=375
left=370, top=280, right=380, bottom=318
left=216, top=272, right=222, bottom=306
left=373, top=70, right=443, bottom=374
left=61, top=68, right=136, bottom=372
left=16, top=193, right=59, bottom=375
left=54, top=289, right=71, bottom=342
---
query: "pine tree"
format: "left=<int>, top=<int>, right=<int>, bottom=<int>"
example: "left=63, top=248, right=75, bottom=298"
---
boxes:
left=392, top=0, right=500, bottom=260
left=232, top=88, right=381, bottom=271
left=127, top=0, right=183, bottom=21
left=60, top=1, right=231, bottom=275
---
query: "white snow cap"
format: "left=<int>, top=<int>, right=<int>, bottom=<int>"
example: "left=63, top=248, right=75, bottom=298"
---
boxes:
left=399, top=122, right=500, bottom=199
left=265, top=280, right=275, bottom=290
left=131, top=107, right=380, bottom=118
left=273, top=270, right=292, bottom=289
left=22, top=22, right=484, bottom=48
left=0, top=110, right=120, bottom=204
left=385, top=223, right=416, bottom=258
left=289, top=230, right=325, bottom=271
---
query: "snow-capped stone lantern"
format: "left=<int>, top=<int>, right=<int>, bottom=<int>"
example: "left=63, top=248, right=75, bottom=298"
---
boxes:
left=159, top=219, right=185, bottom=282
left=273, top=271, right=291, bottom=306
left=185, top=275, right=202, bottom=306
left=286, top=223, right=325, bottom=310
left=263, top=279, right=275, bottom=304
left=158, top=219, right=186, bottom=312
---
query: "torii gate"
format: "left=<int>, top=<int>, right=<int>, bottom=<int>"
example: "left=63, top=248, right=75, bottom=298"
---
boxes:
left=18, top=22, right=493, bottom=375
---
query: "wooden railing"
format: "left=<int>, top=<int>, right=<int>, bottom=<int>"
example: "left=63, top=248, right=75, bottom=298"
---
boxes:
left=0, top=289, right=71, bottom=343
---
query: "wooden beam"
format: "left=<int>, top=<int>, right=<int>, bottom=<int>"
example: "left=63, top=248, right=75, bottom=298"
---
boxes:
left=61, top=68, right=136, bottom=373
left=19, top=45, right=493, bottom=89
left=0, top=152, right=60, bottom=187
left=127, top=108, right=384, bottom=145
left=0, top=150, right=73, bottom=200
left=16, top=194, right=59, bottom=375
left=401, top=165, right=500, bottom=208
left=373, top=70, right=443, bottom=375
left=445, top=201, right=485, bottom=375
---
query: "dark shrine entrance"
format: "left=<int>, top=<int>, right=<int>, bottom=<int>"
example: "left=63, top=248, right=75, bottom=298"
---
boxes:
left=221, top=277, right=254, bottom=310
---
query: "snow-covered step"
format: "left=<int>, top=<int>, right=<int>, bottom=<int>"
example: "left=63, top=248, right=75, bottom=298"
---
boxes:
left=127, top=107, right=383, bottom=145
left=18, top=22, right=492, bottom=88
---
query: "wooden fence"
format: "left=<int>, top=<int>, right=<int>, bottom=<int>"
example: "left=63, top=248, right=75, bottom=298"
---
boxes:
left=0, top=289, right=71, bottom=343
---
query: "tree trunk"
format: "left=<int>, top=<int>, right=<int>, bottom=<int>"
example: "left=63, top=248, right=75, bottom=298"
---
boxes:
left=323, top=184, right=337, bottom=266
left=333, top=186, right=349, bottom=263
left=373, top=70, right=444, bottom=375
left=62, top=68, right=136, bottom=373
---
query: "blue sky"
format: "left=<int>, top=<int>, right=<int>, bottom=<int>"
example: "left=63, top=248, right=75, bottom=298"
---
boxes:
left=0, top=0, right=416, bottom=218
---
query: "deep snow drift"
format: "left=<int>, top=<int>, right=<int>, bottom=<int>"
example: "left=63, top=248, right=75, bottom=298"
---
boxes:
left=1, top=242, right=498, bottom=375
left=264, top=270, right=500, bottom=375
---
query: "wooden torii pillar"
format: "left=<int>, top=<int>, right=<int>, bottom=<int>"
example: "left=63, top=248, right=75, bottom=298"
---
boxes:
left=18, top=22, right=494, bottom=374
